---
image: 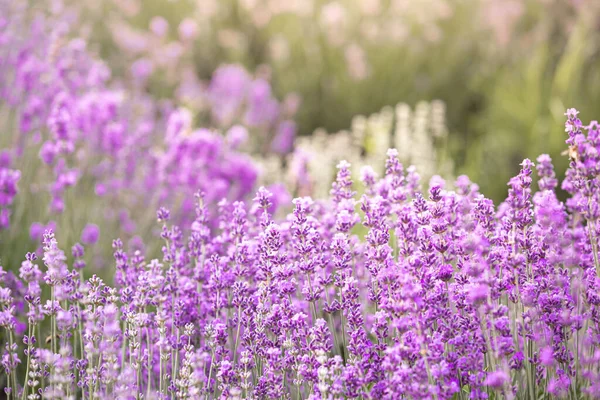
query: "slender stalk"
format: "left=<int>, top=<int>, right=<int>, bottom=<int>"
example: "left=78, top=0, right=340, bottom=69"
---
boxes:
left=416, top=321, right=437, bottom=400
left=324, top=288, right=339, bottom=355
left=21, top=324, right=33, bottom=400
left=6, top=369, right=12, bottom=400
left=159, top=355, right=163, bottom=396
left=146, top=325, right=152, bottom=398
left=173, top=327, right=181, bottom=392
left=205, top=349, right=215, bottom=397
left=586, top=193, right=600, bottom=277
left=233, top=307, right=242, bottom=363
left=37, top=324, right=45, bottom=394
left=50, top=286, right=57, bottom=395
left=88, top=304, right=98, bottom=400
left=305, top=272, right=317, bottom=322
left=159, top=313, right=165, bottom=396
left=340, top=289, right=347, bottom=363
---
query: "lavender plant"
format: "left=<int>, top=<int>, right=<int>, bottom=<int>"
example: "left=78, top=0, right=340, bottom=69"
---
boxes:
left=0, top=1, right=260, bottom=263
left=2, top=109, right=600, bottom=399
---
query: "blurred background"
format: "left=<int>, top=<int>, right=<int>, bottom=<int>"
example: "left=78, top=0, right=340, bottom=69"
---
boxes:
left=67, top=0, right=600, bottom=202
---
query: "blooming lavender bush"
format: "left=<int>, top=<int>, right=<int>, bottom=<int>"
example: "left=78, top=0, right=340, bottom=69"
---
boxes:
left=0, top=1, right=262, bottom=265
left=2, top=108, right=600, bottom=399
left=4, top=1, right=600, bottom=399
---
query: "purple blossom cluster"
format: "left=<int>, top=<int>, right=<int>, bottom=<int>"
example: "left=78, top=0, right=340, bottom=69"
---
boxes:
left=0, top=153, right=20, bottom=230
left=104, top=12, right=301, bottom=155
left=0, top=1, right=259, bottom=233
left=207, top=65, right=298, bottom=155
left=2, top=110, right=600, bottom=399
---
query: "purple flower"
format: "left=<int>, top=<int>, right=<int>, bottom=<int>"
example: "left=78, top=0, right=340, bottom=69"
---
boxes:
left=30, top=221, right=56, bottom=242
left=467, top=284, right=489, bottom=305
left=0, top=168, right=20, bottom=207
left=149, top=16, right=169, bottom=37
left=81, top=224, right=100, bottom=245
left=270, top=120, right=296, bottom=154
left=484, top=370, right=509, bottom=389
left=131, top=58, right=154, bottom=83
left=226, top=125, right=248, bottom=149
left=244, top=79, right=280, bottom=127
left=208, top=64, right=251, bottom=125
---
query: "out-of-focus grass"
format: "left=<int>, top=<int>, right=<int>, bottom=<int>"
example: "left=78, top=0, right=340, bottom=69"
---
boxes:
left=467, top=10, right=600, bottom=201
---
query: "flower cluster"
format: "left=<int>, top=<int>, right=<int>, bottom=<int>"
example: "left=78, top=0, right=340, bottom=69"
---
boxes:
left=0, top=2, right=260, bottom=237
left=206, top=64, right=299, bottom=155
left=2, top=109, right=600, bottom=399
left=0, top=154, right=20, bottom=230
left=3, top=1, right=600, bottom=399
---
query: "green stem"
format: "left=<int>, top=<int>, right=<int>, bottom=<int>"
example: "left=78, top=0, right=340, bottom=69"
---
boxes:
left=173, top=327, right=180, bottom=393
left=21, top=324, right=33, bottom=400
left=146, top=325, right=152, bottom=398
left=206, top=350, right=215, bottom=397
left=233, top=307, right=242, bottom=363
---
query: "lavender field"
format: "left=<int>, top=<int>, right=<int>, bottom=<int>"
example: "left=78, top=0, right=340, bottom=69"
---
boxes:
left=2, top=1, right=600, bottom=399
